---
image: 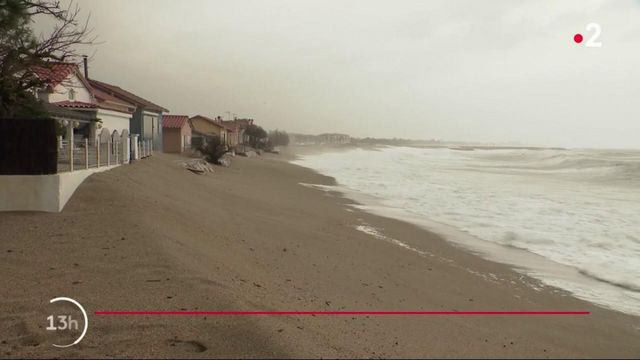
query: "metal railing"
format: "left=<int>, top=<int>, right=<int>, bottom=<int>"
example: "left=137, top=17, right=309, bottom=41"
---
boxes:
left=57, top=137, right=152, bottom=173
left=138, top=138, right=153, bottom=159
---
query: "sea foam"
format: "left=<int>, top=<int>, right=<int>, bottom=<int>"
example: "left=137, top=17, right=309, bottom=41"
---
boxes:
left=293, top=146, right=640, bottom=316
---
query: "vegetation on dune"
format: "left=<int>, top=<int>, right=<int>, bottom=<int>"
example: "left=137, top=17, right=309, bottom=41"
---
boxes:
left=268, top=129, right=289, bottom=147
left=199, top=136, right=227, bottom=164
left=245, top=124, right=268, bottom=149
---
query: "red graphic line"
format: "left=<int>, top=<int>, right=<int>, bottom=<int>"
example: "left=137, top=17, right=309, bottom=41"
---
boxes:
left=95, top=311, right=590, bottom=316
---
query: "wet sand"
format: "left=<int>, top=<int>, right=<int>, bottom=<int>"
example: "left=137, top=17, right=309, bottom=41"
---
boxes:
left=1, top=150, right=639, bottom=358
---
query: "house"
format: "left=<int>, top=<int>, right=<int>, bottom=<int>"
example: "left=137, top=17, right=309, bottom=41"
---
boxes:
left=88, top=79, right=168, bottom=152
left=34, top=62, right=135, bottom=142
left=210, top=116, right=236, bottom=146
left=162, top=115, right=191, bottom=153
left=221, top=120, right=239, bottom=147
left=222, top=118, right=254, bottom=147
left=189, top=115, right=231, bottom=148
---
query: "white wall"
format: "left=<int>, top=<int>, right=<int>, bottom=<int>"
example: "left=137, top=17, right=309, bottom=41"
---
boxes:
left=42, top=73, right=93, bottom=103
left=0, top=174, right=60, bottom=212
left=0, top=165, right=119, bottom=212
left=96, top=109, right=131, bottom=137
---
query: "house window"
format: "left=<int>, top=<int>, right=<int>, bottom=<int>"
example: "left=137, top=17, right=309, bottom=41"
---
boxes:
left=68, top=88, right=75, bottom=101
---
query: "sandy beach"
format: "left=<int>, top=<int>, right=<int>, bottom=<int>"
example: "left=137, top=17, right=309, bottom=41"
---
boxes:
left=1, top=149, right=639, bottom=358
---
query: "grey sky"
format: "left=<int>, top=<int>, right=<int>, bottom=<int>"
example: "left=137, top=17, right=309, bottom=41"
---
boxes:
left=41, top=0, right=640, bottom=148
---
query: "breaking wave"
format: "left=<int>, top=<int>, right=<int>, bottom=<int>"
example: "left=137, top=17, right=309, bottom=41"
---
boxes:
left=470, top=149, right=640, bottom=182
left=578, top=268, right=640, bottom=293
left=293, top=146, right=640, bottom=315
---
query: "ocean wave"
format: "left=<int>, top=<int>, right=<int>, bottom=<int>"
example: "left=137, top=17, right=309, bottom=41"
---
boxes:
left=467, top=149, right=640, bottom=182
left=578, top=268, right=640, bottom=293
left=294, top=146, right=640, bottom=316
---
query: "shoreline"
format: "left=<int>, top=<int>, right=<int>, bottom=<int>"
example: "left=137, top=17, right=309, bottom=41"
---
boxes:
left=1, top=150, right=639, bottom=358
left=286, top=144, right=640, bottom=318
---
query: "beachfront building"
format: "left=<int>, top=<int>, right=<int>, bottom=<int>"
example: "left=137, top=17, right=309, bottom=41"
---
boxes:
left=289, top=133, right=351, bottom=145
left=317, top=133, right=351, bottom=144
left=222, top=118, right=254, bottom=147
left=189, top=115, right=231, bottom=148
left=88, top=79, right=168, bottom=152
left=162, top=115, right=192, bottom=153
left=221, top=120, right=239, bottom=147
left=34, top=62, right=134, bottom=142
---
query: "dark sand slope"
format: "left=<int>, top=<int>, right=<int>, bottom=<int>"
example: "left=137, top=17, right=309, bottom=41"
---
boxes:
left=1, top=153, right=639, bottom=358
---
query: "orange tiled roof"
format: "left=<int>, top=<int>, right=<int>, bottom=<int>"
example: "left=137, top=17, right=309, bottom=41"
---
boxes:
left=52, top=100, right=98, bottom=109
left=163, top=115, right=189, bottom=129
left=89, top=79, right=169, bottom=113
left=32, top=63, right=79, bottom=87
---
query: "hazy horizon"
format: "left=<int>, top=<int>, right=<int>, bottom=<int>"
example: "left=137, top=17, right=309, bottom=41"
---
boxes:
left=34, top=0, right=640, bottom=149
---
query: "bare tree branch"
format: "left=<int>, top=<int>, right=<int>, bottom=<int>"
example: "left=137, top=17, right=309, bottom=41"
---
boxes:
left=0, top=0, right=96, bottom=116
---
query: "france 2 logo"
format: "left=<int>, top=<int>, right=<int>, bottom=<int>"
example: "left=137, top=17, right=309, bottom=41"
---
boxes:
left=574, top=23, right=602, bottom=47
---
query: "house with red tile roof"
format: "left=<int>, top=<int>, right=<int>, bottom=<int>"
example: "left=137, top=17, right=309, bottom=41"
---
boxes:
left=162, top=115, right=191, bottom=153
left=88, top=79, right=168, bottom=152
left=189, top=115, right=233, bottom=148
left=34, top=62, right=135, bottom=142
left=222, top=118, right=254, bottom=147
left=33, top=63, right=98, bottom=125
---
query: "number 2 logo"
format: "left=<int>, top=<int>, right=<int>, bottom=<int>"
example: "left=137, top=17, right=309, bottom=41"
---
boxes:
left=585, top=23, right=602, bottom=48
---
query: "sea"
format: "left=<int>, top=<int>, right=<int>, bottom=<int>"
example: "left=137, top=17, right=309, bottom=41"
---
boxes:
left=292, top=146, right=640, bottom=316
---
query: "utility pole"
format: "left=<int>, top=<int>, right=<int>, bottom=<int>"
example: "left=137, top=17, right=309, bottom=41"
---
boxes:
left=225, top=111, right=231, bottom=121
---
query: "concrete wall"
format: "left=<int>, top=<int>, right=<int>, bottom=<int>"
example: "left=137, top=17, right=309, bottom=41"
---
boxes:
left=164, top=125, right=193, bottom=153
left=162, top=128, right=181, bottom=153
left=184, top=135, right=191, bottom=150
left=228, top=130, right=239, bottom=146
left=96, top=109, right=131, bottom=139
left=0, top=166, right=119, bottom=212
left=41, top=73, right=93, bottom=103
left=181, top=123, right=192, bottom=151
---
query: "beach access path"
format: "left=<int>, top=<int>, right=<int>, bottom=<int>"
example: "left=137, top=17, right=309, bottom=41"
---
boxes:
left=1, top=150, right=639, bottom=358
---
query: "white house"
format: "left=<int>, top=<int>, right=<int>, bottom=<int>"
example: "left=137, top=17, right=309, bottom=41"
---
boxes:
left=34, top=62, right=134, bottom=141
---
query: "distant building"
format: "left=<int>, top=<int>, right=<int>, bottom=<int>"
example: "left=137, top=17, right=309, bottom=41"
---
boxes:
left=222, top=118, right=254, bottom=147
left=318, top=133, right=351, bottom=144
left=290, top=133, right=351, bottom=145
left=162, top=115, right=191, bottom=153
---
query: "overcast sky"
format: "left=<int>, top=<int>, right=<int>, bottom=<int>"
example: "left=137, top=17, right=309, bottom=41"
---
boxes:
left=38, top=0, right=640, bottom=148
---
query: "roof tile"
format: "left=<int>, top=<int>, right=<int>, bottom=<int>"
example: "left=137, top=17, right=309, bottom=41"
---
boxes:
left=163, top=115, right=189, bottom=129
left=88, top=79, right=169, bottom=113
left=32, top=63, right=78, bottom=87
left=53, top=100, right=98, bottom=109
